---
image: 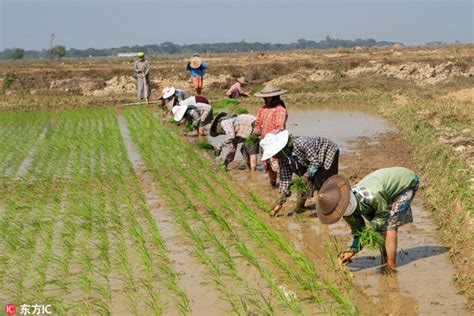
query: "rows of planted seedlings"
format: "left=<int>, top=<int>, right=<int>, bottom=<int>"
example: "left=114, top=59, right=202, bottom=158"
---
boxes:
left=0, top=108, right=189, bottom=315
left=0, top=111, right=50, bottom=177
left=123, top=107, right=357, bottom=314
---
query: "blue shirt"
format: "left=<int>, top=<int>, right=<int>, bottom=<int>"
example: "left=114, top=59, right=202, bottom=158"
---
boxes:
left=186, top=61, right=208, bottom=77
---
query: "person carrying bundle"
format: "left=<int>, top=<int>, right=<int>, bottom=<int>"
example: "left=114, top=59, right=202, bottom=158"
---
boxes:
left=172, top=96, right=213, bottom=137
left=315, top=167, right=419, bottom=271
left=134, top=52, right=151, bottom=100
left=260, top=130, right=339, bottom=216
left=209, top=112, right=259, bottom=171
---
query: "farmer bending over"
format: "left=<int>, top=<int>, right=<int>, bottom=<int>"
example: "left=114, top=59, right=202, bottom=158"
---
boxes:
left=226, top=77, right=251, bottom=99
left=210, top=112, right=259, bottom=171
left=159, top=87, right=190, bottom=111
left=315, top=167, right=419, bottom=271
left=172, top=96, right=213, bottom=137
left=260, top=130, right=339, bottom=216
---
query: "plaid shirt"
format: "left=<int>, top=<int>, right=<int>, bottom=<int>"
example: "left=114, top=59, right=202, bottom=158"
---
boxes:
left=226, top=82, right=244, bottom=96
left=279, top=136, right=338, bottom=200
left=187, top=103, right=212, bottom=126
left=220, top=114, right=255, bottom=163
left=254, top=105, right=287, bottom=137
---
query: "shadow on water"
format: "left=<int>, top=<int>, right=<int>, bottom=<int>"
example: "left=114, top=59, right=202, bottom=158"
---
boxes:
left=349, top=245, right=449, bottom=272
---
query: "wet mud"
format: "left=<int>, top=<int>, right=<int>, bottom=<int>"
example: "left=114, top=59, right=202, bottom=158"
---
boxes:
left=221, top=107, right=468, bottom=314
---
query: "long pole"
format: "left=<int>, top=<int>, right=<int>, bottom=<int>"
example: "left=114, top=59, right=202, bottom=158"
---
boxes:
left=143, top=72, right=149, bottom=106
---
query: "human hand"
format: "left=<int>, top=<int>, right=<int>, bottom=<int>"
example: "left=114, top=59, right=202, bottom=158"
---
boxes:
left=338, top=251, right=356, bottom=265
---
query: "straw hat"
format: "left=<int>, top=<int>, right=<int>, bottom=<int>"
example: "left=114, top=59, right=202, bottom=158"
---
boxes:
left=254, top=85, right=287, bottom=97
left=260, top=130, right=289, bottom=161
left=162, top=87, right=176, bottom=99
left=237, top=77, right=246, bottom=84
left=210, top=112, right=229, bottom=137
left=315, top=175, right=353, bottom=225
left=172, top=104, right=188, bottom=121
left=190, top=56, right=202, bottom=69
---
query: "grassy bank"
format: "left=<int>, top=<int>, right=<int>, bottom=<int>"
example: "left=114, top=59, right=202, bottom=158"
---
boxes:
left=377, top=92, right=473, bottom=309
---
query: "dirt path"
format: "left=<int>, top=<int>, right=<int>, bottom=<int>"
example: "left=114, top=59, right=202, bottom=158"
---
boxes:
left=227, top=131, right=468, bottom=314
left=116, top=113, right=230, bottom=315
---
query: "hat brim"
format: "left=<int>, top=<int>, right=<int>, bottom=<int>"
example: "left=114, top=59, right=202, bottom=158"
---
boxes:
left=254, top=89, right=287, bottom=97
left=190, top=57, right=202, bottom=69
left=210, top=112, right=228, bottom=137
left=261, top=130, right=289, bottom=160
left=173, top=105, right=188, bottom=121
left=316, top=175, right=351, bottom=225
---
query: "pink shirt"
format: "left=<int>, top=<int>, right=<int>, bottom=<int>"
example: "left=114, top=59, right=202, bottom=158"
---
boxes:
left=226, top=82, right=243, bottom=96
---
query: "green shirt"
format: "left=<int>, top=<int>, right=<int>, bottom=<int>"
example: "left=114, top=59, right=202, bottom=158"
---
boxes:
left=343, top=167, right=418, bottom=251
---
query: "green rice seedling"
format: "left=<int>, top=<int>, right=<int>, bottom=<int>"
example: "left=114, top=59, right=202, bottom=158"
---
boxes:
left=213, top=98, right=240, bottom=109
left=290, top=176, right=308, bottom=195
left=243, top=134, right=259, bottom=147
left=355, top=226, right=385, bottom=252
left=184, top=123, right=194, bottom=132
left=197, top=140, right=214, bottom=150
left=234, top=107, right=249, bottom=114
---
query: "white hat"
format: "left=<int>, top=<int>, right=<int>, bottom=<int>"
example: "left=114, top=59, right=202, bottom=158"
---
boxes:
left=162, top=87, right=176, bottom=99
left=179, top=96, right=196, bottom=107
left=172, top=104, right=188, bottom=121
left=260, top=130, right=289, bottom=160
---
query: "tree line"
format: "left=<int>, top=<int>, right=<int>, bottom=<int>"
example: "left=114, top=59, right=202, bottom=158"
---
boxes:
left=1, top=37, right=397, bottom=59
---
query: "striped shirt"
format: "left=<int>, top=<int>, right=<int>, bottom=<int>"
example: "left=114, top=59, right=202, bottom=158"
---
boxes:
left=187, top=103, right=212, bottom=126
left=279, top=136, right=338, bottom=199
left=254, top=105, right=287, bottom=137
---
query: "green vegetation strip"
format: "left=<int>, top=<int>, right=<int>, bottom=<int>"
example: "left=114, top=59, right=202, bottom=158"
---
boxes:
left=123, top=107, right=357, bottom=314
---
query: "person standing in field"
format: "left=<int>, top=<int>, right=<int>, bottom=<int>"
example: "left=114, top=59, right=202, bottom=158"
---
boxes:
left=260, top=130, right=339, bottom=215
left=186, top=53, right=208, bottom=95
left=172, top=96, right=213, bottom=136
left=134, top=52, right=151, bottom=100
left=226, top=77, right=251, bottom=99
left=253, top=85, right=288, bottom=188
left=159, top=86, right=191, bottom=111
left=315, top=167, right=419, bottom=271
left=210, top=112, right=259, bottom=171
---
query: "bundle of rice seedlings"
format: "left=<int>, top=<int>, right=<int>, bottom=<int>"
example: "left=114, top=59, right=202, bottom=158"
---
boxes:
left=184, top=124, right=194, bottom=132
left=234, top=107, right=249, bottom=114
left=243, top=134, right=259, bottom=147
left=197, top=140, right=214, bottom=150
left=355, top=226, right=385, bottom=251
left=290, top=176, right=308, bottom=194
left=213, top=98, right=240, bottom=109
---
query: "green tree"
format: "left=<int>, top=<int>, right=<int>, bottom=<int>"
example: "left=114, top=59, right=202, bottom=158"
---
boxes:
left=10, top=48, right=25, bottom=60
left=51, top=45, right=66, bottom=59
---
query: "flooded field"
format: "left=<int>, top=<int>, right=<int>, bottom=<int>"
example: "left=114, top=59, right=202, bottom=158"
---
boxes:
left=220, top=106, right=468, bottom=314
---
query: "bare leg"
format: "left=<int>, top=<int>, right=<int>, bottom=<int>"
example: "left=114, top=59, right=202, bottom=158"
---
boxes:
left=250, top=154, right=257, bottom=171
left=268, top=168, right=277, bottom=188
left=198, top=126, right=205, bottom=137
left=384, top=230, right=398, bottom=269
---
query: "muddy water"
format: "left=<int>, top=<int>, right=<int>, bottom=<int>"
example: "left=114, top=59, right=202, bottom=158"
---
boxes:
left=207, top=108, right=394, bottom=165
left=117, top=114, right=230, bottom=315
left=224, top=107, right=467, bottom=314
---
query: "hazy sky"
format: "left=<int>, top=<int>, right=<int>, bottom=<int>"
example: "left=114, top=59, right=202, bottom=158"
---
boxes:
left=1, top=0, right=473, bottom=50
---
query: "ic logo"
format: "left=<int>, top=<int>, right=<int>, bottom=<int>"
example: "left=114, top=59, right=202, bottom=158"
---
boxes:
left=5, top=304, right=16, bottom=315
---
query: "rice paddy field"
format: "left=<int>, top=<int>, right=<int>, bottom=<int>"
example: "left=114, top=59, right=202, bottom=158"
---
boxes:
left=0, top=45, right=472, bottom=314
left=0, top=106, right=362, bottom=315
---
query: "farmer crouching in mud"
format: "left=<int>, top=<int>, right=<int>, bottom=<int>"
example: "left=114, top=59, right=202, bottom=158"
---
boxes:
left=253, top=85, right=288, bottom=188
left=315, top=167, right=419, bottom=271
left=172, top=96, right=213, bottom=137
left=209, top=112, right=259, bottom=171
left=260, top=130, right=339, bottom=215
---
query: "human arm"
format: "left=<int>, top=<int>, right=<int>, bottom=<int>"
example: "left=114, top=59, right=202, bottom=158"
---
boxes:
left=186, top=62, right=192, bottom=72
left=188, top=109, right=201, bottom=128
left=201, top=61, right=208, bottom=69
left=274, top=106, right=288, bottom=131
left=144, top=61, right=151, bottom=75
left=271, top=158, right=292, bottom=216
left=367, top=192, right=390, bottom=231
left=253, top=108, right=263, bottom=136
